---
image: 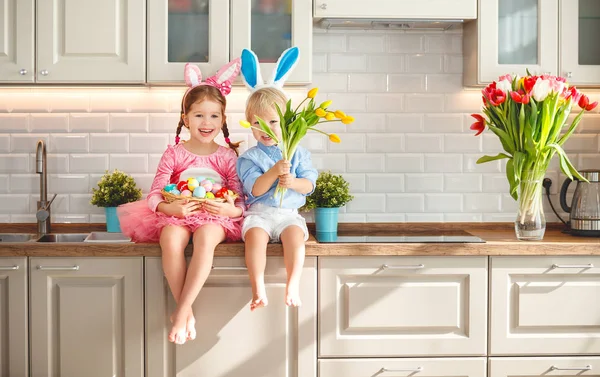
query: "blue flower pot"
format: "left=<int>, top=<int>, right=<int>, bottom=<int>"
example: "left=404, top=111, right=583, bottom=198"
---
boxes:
left=105, top=207, right=121, bottom=233
left=315, top=207, right=339, bottom=241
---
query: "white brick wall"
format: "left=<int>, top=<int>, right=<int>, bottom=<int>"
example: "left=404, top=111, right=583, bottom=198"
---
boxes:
left=0, top=29, right=599, bottom=223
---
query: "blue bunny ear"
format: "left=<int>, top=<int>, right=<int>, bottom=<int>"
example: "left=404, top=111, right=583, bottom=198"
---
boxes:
left=240, top=49, right=263, bottom=90
left=270, top=47, right=299, bottom=88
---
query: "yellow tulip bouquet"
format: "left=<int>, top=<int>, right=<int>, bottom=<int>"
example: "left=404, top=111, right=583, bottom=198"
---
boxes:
left=240, top=87, right=354, bottom=206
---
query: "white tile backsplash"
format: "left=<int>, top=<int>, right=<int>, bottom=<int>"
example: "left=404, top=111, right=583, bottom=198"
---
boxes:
left=1, top=29, right=598, bottom=223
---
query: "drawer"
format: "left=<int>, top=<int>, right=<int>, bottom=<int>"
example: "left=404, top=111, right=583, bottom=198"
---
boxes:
left=491, top=256, right=600, bottom=355
left=319, top=357, right=486, bottom=377
left=319, top=256, right=487, bottom=357
left=490, top=357, right=600, bottom=377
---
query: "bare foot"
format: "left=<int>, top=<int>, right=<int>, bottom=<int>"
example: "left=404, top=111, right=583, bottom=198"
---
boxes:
left=186, top=312, right=196, bottom=341
left=169, top=306, right=191, bottom=345
left=285, top=282, right=302, bottom=307
left=250, top=293, right=268, bottom=311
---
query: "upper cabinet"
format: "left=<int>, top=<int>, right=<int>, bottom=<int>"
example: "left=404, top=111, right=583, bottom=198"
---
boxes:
left=465, top=0, right=600, bottom=87
left=464, top=0, right=559, bottom=86
left=36, top=0, right=146, bottom=83
left=0, top=0, right=34, bottom=83
left=148, top=0, right=312, bottom=84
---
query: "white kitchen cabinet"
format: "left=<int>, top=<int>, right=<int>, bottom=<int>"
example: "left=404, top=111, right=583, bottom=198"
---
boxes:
left=29, top=257, right=144, bottom=377
left=559, top=0, right=600, bottom=85
left=319, top=256, right=488, bottom=357
left=145, top=256, right=317, bottom=377
left=36, top=0, right=145, bottom=83
left=231, top=0, right=312, bottom=84
left=490, top=256, right=600, bottom=355
left=319, top=357, right=487, bottom=377
left=0, top=257, right=28, bottom=377
left=147, top=0, right=229, bottom=83
left=0, top=0, right=34, bottom=83
left=464, top=0, right=559, bottom=86
left=489, top=357, right=600, bottom=377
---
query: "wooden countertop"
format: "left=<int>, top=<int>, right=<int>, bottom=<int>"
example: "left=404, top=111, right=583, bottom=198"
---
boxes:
left=0, top=223, right=599, bottom=257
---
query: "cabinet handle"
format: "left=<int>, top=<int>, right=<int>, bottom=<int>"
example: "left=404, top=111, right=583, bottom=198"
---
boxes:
left=380, top=367, right=423, bottom=373
left=550, top=365, right=591, bottom=371
left=212, top=266, right=247, bottom=270
left=320, top=3, right=327, bottom=9
left=40, top=70, right=49, bottom=76
left=19, top=69, right=27, bottom=76
left=566, top=71, right=573, bottom=78
left=551, top=263, right=593, bottom=269
left=37, top=265, right=79, bottom=271
left=382, top=264, right=424, bottom=270
left=0, top=265, right=19, bottom=271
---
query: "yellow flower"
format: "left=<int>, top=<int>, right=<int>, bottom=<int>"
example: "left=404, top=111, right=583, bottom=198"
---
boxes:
left=307, top=87, right=319, bottom=99
left=341, top=116, right=355, bottom=125
left=329, top=133, right=341, bottom=143
left=315, top=108, right=327, bottom=117
left=239, top=120, right=251, bottom=128
left=334, top=110, right=346, bottom=119
left=325, top=112, right=335, bottom=121
left=320, top=100, right=332, bottom=109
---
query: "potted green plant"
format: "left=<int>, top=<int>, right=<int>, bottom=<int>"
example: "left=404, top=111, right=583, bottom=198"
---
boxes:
left=301, top=171, right=354, bottom=241
left=91, top=170, right=142, bottom=232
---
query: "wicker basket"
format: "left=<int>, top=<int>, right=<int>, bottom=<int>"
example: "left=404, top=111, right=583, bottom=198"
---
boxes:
left=161, top=190, right=238, bottom=203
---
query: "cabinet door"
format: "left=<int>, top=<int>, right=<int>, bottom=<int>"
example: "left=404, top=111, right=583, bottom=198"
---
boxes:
left=36, top=0, right=145, bottom=83
left=491, top=256, right=600, bottom=355
left=0, top=257, right=27, bottom=377
left=0, top=0, right=34, bottom=83
left=146, top=256, right=317, bottom=377
left=560, top=0, right=600, bottom=85
left=30, top=257, right=144, bottom=377
left=231, top=0, right=312, bottom=84
left=319, top=256, right=488, bottom=357
left=490, top=357, right=600, bottom=377
left=148, top=0, right=229, bottom=83
left=464, top=0, right=558, bottom=85
left=319, top=357, right=486, bottom=377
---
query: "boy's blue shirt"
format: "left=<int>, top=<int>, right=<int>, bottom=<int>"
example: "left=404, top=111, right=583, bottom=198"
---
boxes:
left=236, top=143, right=318, bottom=209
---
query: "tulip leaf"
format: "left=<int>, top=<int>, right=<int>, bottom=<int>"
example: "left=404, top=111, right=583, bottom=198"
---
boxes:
left=476, top=153, right=511, bottom=164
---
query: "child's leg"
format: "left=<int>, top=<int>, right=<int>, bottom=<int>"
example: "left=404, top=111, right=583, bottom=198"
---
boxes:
left=169, top=223, right=225, bottom=344
left=279, top=225, right=306, bottom=307
left=159, top=225, right=196, bottom=341
left=244, top=227, right=270, bottom=311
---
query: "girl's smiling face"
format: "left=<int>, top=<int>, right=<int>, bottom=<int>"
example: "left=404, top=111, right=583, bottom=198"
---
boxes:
left=184, top=99, right=224, bottom=143
left=250, top=108, right=281, bottom=147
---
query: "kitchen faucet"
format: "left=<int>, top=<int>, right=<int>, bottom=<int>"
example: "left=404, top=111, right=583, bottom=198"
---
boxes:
left=36, top=140, right=56, bottom=234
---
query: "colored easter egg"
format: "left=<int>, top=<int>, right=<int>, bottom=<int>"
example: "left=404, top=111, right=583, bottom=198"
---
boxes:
left=192, top=186, right=206, bottom=198
left=187, top=178, right=199, bottom=191
left=195, top=176, right=205, bottom=183
left=170, top=189, right=181, bottom=195
left=176, top=181, right=188, bottom=192
left=200, top=180, right=213, bottom=192
left=227, top=189, right=234, bottom=196
left=206, top=177, right=216, bottom=183
left=205, top=192, right=215, bottom=199
left=181, top=190, right=192, bottom=197
left=164, top=183, right=177, bottom=191
left=211, top=183, right=222, bottom=193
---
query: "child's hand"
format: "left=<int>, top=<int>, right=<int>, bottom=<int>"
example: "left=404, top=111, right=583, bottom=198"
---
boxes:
left=278, top=173, right=296, bottom=189
left=271, top=159, right=291, bottom=176
left=202, top=194, right=242, bottom=217
left=158, top=200, right=201, bottom=218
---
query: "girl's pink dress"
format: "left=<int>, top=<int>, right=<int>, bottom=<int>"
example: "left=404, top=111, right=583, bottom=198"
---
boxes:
left=117, top=144, right=245, bottom=243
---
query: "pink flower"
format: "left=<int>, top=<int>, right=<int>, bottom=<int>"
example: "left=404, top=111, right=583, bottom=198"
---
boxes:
left=564, top=86, right=582, bottom=103
left=483, top=82, right=507, bottom=106
left=470, top=114, right=485, bottom=136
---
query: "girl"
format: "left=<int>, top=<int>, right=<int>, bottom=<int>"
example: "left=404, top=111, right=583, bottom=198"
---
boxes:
left=237, top=48, right=318, bottom=311
left=117, top=59, right=245, bottom=345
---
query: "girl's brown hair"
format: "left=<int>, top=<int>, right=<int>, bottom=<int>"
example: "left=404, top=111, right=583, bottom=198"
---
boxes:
left=177, top=85, right=241, bottom=156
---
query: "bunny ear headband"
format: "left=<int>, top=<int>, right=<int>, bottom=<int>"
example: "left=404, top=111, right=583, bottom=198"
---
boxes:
left=240, top=46, right=299, bottom=93
left=183, top=57, right=242, bottom=100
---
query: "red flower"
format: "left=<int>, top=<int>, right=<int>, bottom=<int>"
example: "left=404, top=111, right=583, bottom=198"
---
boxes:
left=470, top=114, right=485, bottom=136
left=523, top=76, right=538, bottom=93
left=483, top=82, right=507, bottom=106
left=578, top=94, right=598, bottom=111
left=564, top=86, right=581, bottom=103
left=510, top=90, right=530, bottom=104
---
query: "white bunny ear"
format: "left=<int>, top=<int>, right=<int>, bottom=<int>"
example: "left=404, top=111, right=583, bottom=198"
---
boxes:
left=269, top=47, right=299, bottom=88
left=184, top=63, right=202, bottom=88
left=240, top=49, right=264, bottom=90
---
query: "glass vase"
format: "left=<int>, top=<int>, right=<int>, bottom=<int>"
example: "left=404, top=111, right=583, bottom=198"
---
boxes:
left=515, top=172, right=546, bottom=241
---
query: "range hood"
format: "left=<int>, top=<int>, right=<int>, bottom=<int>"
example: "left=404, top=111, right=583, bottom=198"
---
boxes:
left=314, top=0, right=477, bottom=30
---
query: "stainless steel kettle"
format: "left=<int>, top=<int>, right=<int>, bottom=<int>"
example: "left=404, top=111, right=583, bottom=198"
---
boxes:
left=560, top=170, right=600, bottom=236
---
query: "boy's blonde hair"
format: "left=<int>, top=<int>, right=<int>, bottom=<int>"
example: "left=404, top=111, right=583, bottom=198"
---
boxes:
left=245, top=87, right=287, bottom=122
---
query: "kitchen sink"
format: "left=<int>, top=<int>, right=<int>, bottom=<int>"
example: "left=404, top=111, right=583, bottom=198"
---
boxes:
left=35, top=233, right=89, bottom=243
left=0, top=233, right=38, bottom=242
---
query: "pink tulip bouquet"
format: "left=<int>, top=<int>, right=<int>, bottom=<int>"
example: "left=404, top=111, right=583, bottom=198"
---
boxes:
left=471, top=73, right=597, bottom=240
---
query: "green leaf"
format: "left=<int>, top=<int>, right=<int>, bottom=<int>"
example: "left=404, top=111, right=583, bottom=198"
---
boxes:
left=255, top=115, right=280, bottom=143
left=547, top=143, right=586, bottom=181
left=488, top=125, right=515, bottom=154
left=506, top=159, right=518, bottom=200
left=476, top=153, right=512, bottom=164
